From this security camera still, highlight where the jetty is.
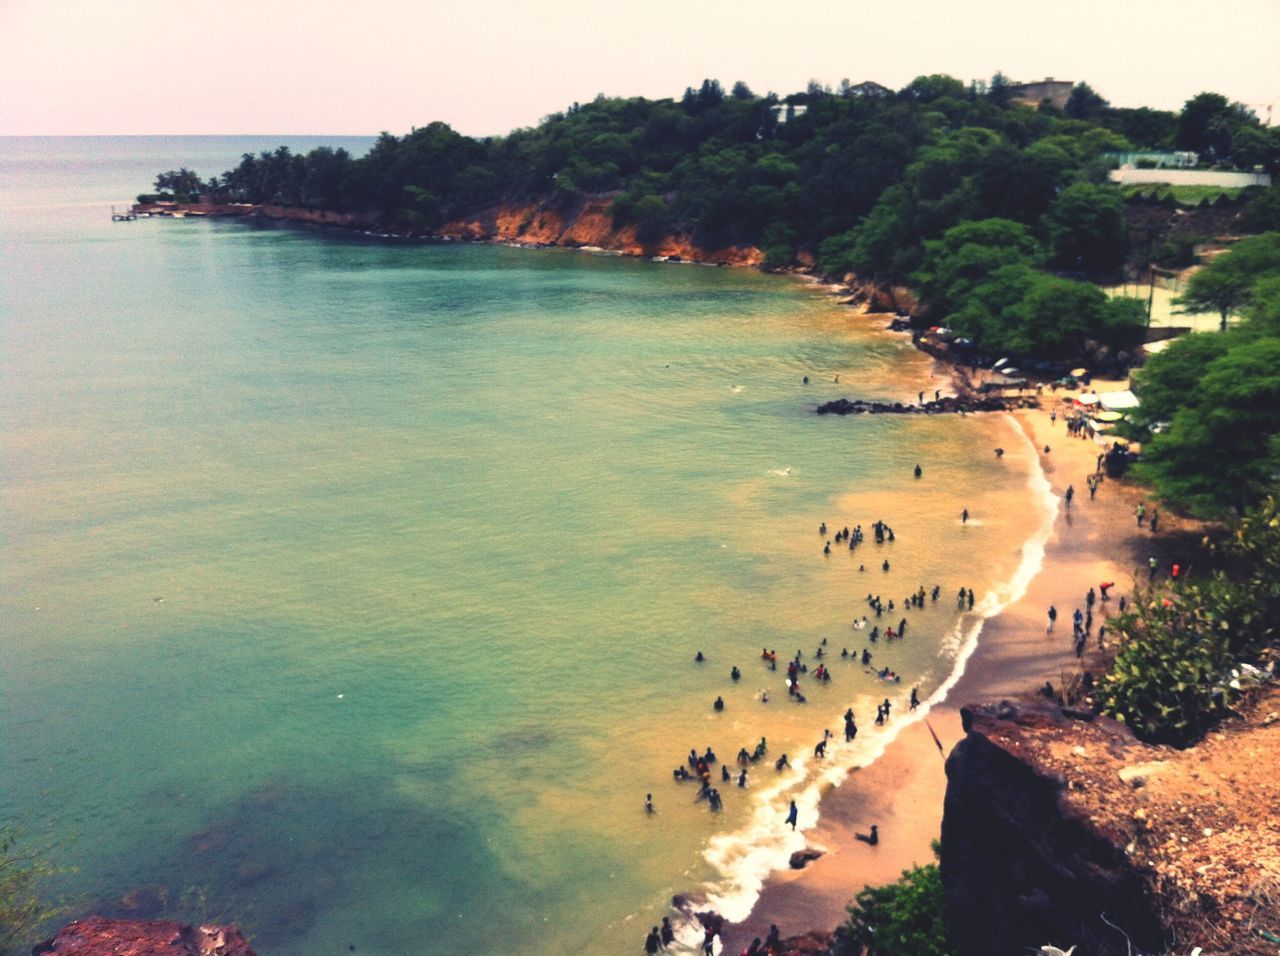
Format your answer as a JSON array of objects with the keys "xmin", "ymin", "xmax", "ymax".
[
  {"xmin": 815, "ymin": 394, "xmax": 1039, "ymax": 415},
  {"xmin": 111, "ymin": 205, "xmax": 136, "ymax": 222}
]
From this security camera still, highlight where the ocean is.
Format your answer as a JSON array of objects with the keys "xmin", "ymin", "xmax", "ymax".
[{"xmin": 0, "ymin": 136, "xmax": 1055, "ymax": 954}]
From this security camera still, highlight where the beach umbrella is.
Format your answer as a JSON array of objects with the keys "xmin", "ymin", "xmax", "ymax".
[
  {"xmin": 1095, "ymin": 411, "xmax": 1124, "ymax": 423},
  {"xmin": 993, "ymin": 358, "xmax": 1009, "ymax": 368},
  {"xmin": 1070, "ymin": 367, "xmax": 1088, "ymax": 377}
]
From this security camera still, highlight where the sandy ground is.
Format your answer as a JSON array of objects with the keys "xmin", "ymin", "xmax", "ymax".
[{"xmin": 722, "ymin": 383, "xmax": 1177, "ymax": 951}]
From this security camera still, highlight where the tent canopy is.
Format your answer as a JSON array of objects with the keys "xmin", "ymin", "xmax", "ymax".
[{"xmin": 1100, "ymin": 390, "xmax": 1140, "ymax": 412}]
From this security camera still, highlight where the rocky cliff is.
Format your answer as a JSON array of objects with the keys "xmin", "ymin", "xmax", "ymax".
[
  {"xmin": 132, "ymin": 197, "xmax": 763, "ymax": 267},
  {"xmin": 34, "ymin": 917, "xmax": 256, "ymax": 956},
  {"xmin": 942, "ymin": 692, "xmax": 1280, "ymax": 955},
  {"xmin": 437, "ymin": 196, "xmax": 763, "ymax": 265}
]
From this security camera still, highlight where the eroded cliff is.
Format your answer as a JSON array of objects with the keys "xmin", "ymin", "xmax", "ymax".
[{"xmin": 942, "ymin": 692, "xmax": 1280, "ymax": 955}]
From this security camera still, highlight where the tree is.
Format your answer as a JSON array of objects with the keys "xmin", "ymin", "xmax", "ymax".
[
  {"xmin": 1065, "ymin": 82, "xmax": 1109, "ymax": 120},
  {"xmin": 153, "ymin": 167, "xmax": 204, "ymax": 199},
  {"xmin": 0, "ymin": 825, "xmax": 69, "ymax": 955},
  {"xmin": 1043, "ymin": 183, "xmax": 1127, "ymax": 276},
  {"xmin": 1175, "ymin": 232, "xmax": 1280, "ymax": 329},
  {"xmin": 832, "ymin": 848, "xmax": 947, "ymax": 955},
  {"xmin": 1131, "ymin": 331, "xmax": 1233, "ymax": 423},
  {"xmin": 1176, "ymin": 92, "xmax": 1232, "ymax": 155},
  {"xmin": 915, "ymin": 218, "xmax": 1042, "ymax": 316},
  {"xmin": 1137, "ymin": 337, "xmax": 1280, "ymax": 515}
]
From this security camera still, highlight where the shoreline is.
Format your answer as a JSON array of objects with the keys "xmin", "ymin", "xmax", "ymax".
[{"xmin": 720, "ymin": 382, "xmax": 1155, "ymax": 953}]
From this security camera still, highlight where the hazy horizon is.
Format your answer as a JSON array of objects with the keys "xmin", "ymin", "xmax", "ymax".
[{"xmin": 3, "ymin": 0, "xmax": 1277, "ymax": 138}]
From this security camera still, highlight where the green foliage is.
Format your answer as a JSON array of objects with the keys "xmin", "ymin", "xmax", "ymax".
[
  {"xmin": 1101, "ymin": 496, "xmax": 1280, "ymax": 746},
  {"xmin": 915, "ymin": 218, "xmax": 1042, "ymax": 316},
  {"xmin": 1100, "ymin": 581, "xmax": 1241, "ymax": 747},
  {"xmin": 831, "ymin": 845, "xmax": 947, "ymax": 956},
  {"xmin": 1136, "ymin": 337, "xmax": 1280, "ymax": 515},
  {"xmin": 916, "ymin": 218, "xmax": 1143, "ymax": 359},
  {"xmin": 0, "ymin": 825, "xmax": 70, "ymax": 955},
  {"xmin": 1241, "ymin": 184, "xmax": 1280, "ymax": 233},
  {"xmin": 1121, "ymin": 183, "xmax": 1245, "ymax": 207},
  {"xmin": 1152, "ymin": 231, "xmax": 1204, "ymax": 269},
  {"xmin": 1065, "ymin": 82, "xmax": 1109, "ymax": 121},
  {"xmin": 160, "ymin": 73, "xmax": 1183, "ymax": 270},
  {"xmin": 1044, "ymin": 182, "xmax": 1128, "ymax": 276},
  {"xmin": 1175, "ymin": 232, "xmax": 1280, "ymax": 329},
  {"xmin": 152, "ymin": 167, "xmax": 205, "ymax": 201}
]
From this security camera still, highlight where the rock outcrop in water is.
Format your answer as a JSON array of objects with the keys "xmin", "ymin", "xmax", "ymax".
[
  {"xmin": 34, "ymin": 917, "xmax": 256, "ymax": 956},
  {"xmin": 815, "ymin": 395, "xmax": 1038, "ymax": 415}
]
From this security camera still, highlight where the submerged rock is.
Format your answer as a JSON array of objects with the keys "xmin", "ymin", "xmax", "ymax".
[{"xmin": 34, "ymin": 917, "xmax": 256, "ymax": 956}]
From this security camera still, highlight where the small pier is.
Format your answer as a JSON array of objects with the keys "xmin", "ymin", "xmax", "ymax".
[{"xmin": 111, "ymin": 205, "xmax": 137, "ymax": 222}]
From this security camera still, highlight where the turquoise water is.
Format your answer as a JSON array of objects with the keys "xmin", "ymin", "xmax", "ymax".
[{"xmin": 0, "ymin": 138, "xmax": 1049, "ymax": 954}]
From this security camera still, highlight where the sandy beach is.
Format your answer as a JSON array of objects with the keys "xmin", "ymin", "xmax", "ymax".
[{"xmin": 724, "ymin": 383, "xmax": 1165, "ymax": 951}]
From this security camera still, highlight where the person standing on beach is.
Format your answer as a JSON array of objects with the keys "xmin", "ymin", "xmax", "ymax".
[
  {"xmin": 1150, "ymin": 508, "xmax": 1160, "ymax": 533},
  {"xmin": 1136, "ymin": 503, "xmax": 1146, "ymax": 527},
  {"xmin": 785, "ymin": 799, "xmax": 798, "ymax": 830},
  {"xmin": 1065, "ymin": 484, "xmax": 1074, "ymax": 509},
  {"xmin": 961, "ymin": 508, "xmax": 970, "ymax": 524},
  {"xmin": 1046, "ymin": 605, "xmax": 1057, "ymax": 632},
  {"xmin": 645, "ymin": 793, "xmax": 654, "ymax": 814}
]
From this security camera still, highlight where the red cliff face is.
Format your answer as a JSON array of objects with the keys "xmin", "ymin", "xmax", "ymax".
[
  {"xmin": 439, "ymin": 197, "xmax": 764, "ymax": 266},
  {"xmin": 34, "ymin": 917, "xmax": 256, "ymax": 956},
  {"xmin": 132, "ymin": 198, "xmax": 764, "ymax": 267}
]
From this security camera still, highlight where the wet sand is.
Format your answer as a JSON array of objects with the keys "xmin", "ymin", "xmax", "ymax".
[{"xmin": 723, "ymin": 385, "xmax": 1163, "ymax": 950}]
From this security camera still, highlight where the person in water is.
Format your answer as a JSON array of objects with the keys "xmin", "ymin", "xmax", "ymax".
[
  {"xmin": 775, "ymin": 753, "xmax": 790, "ymax": 771},
  {"xmin": 644, "ymin": 925, "xmax": 662, "ymax": 954},
  {"xmin": 713, "ymin": 696, "xmax": 724, "ymax": 712},
  {"xmin": 910, "ymin": 686, "xmax": 920, "ymax": 710},
  {"xmin": 645, "ymin": 793, "xmax": 654, "ymax": 814},
  {"xmin": 695, "ymin": 651, "xmax": 704, "ymax": 662},
  {"xmin": 661, "ymin": 918, "xmax": 675, "ymax": 948},
  {"xmin": 730, "ymin": 665, "xmax": 741, "ymax": 681},
  {"xmin": 785, "ymin": 799, "xmax": 798, "ymax": 830},
  {"xmin": 913, "ymin": 463, "xmax": 922, "ymax": 478},
  {"xmin": 855, "ymin": 824, "xmax": 879, "ymax": 846}
]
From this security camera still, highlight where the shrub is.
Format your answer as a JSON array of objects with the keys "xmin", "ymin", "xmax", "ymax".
[
  {"xmin": 831, "ymin": 844, "xmax": 947, "ymax": 955},
  {"xmin": 0, "ymin": 824, "xmax": 70, "ymax": 955}
]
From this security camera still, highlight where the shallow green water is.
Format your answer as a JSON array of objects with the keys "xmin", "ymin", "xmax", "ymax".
[{"xmin": 0, "ymin": 138, "xmax": 1051, "ymax": 954}]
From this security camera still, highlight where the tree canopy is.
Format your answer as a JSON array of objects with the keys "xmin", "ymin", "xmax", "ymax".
[{"xmin": 1134, "ymin": 232, "xmax": 1280, "ymax": 516}]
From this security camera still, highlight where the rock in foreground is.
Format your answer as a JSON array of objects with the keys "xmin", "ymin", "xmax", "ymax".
[{"xmin": 34, "ymin": 917, "xmax": 256, "ymax": 956}]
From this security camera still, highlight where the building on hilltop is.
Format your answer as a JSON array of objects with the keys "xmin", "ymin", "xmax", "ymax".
[
  {"xmin": 1108, "ymin": 151, "xmax": 1199, "ymax": 169},
  {"xmin": 1007, "ymin": 77, "xmax": 1074, "ymax": 110}
]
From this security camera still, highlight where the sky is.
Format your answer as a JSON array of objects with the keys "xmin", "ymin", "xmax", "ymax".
[{"xmin": 2, "ymin": 0, "xmax": 1277, "ymax": 137}]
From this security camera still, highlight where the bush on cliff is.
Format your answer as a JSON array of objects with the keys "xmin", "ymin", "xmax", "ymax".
[
  {"xmin": 831, "ymin": 845, "xmax": 947, "ymax": 956},
  {"xmin": 1100, "ymin": 495, "xmax": 1280, "ymax": 746}
]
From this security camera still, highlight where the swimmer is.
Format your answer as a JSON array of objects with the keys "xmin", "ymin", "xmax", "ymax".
[
  {"xmin": 730, "ymin": 666, "xmax": 741, "ymax": 681},
  {"xmin": 713, "ymin": 695, "xmax": 724, "ymax": 712}
]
